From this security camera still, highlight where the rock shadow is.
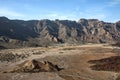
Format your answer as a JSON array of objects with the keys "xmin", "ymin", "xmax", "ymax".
[{"xmin": 88, "ymin": 56, "xmax": 120, "ymax": 72}]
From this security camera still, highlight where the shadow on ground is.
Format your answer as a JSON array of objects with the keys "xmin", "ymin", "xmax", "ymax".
[{"xmin": 88, "ymin": 56, "xmax": 120, "ymax": 72}]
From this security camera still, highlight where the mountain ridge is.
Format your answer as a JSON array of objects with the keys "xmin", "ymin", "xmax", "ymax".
[{"xmin": 0, "ymin": 16, "xmax": 120, "ymax": 48}]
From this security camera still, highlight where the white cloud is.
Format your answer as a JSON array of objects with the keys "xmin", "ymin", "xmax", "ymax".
[
  {"xmin": 77, "ymin": 6, "xmax": 107, "ymax": 21},
  {"xmin": 107, "ymin": 0, "xmax": 120, "ymax": 6},
  {"xmin": 0, "ymin": 8, "xmax": 25, "ymax": 18},
  {"xmin": 43, "ymin": 12, "xmax": 78, "ymax": 21},
  {"xmin": 41, "ymin": 6, "xmax": 107, "ymax": 22},
  {"xmin": 85, "ymin": 14, "xmax": 106, "ymax": 20}
]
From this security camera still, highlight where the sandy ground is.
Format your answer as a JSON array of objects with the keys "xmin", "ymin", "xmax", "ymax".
[{"xmin": 0, "ymin": 44, "xmax": 120, "ymax": 80}]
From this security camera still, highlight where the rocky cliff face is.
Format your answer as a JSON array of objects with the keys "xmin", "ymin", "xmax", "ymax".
[{"xmin": 0, "ymin": 16, "xmax": 120, "ymax": 47}]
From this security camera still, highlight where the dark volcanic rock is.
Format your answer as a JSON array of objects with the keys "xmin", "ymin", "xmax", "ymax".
[{"xmin": 0, "ymin": 16, "xmax": 120, "ymax": 47}]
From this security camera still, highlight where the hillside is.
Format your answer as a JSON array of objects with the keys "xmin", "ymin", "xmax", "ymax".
[{"xmin": 0, "ymin": 16, "xmax": 120, "ymax": 48}]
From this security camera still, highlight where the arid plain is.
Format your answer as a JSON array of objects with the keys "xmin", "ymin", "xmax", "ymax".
[{"xmin": 0, "ymin": 44, "xmax": 120, "ymax": 80}]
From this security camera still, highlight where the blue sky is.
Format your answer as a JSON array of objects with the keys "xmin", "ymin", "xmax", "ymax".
[{"xmin": 0, "ymin": 0, "xmax": 120, "ymax": 22}]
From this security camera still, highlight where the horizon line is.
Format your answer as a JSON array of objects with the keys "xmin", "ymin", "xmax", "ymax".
[{"xmin": 0, "ymin": 16, "xmax": 119, "ymax": 23}]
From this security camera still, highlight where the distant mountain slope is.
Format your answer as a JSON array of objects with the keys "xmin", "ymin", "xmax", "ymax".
[{"xmin": 0, "ymin": 16, "xmax": 120, "ymax": 47}]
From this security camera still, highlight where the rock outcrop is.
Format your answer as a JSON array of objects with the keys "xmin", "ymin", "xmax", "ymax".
[{"xmin": 10, "ymin": 59, "xmax": 62, "ymax": 73}]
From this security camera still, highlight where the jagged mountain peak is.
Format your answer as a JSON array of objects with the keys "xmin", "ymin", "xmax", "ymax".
[{"xmin": 0, "ymin": 16, "xmax": 120, "ymax": 47}]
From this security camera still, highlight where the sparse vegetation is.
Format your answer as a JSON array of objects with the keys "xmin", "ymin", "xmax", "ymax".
[
  {"xmin": 0, "ymin": 44, "xmax": 120, "ymax": 80},
  {"xmin": 0, "ymin": 53, "xmax": 30, "ymax": 62},
  {"xmin": 88, "ymin": 56, "xmax": 120, "ymax": 72}
]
